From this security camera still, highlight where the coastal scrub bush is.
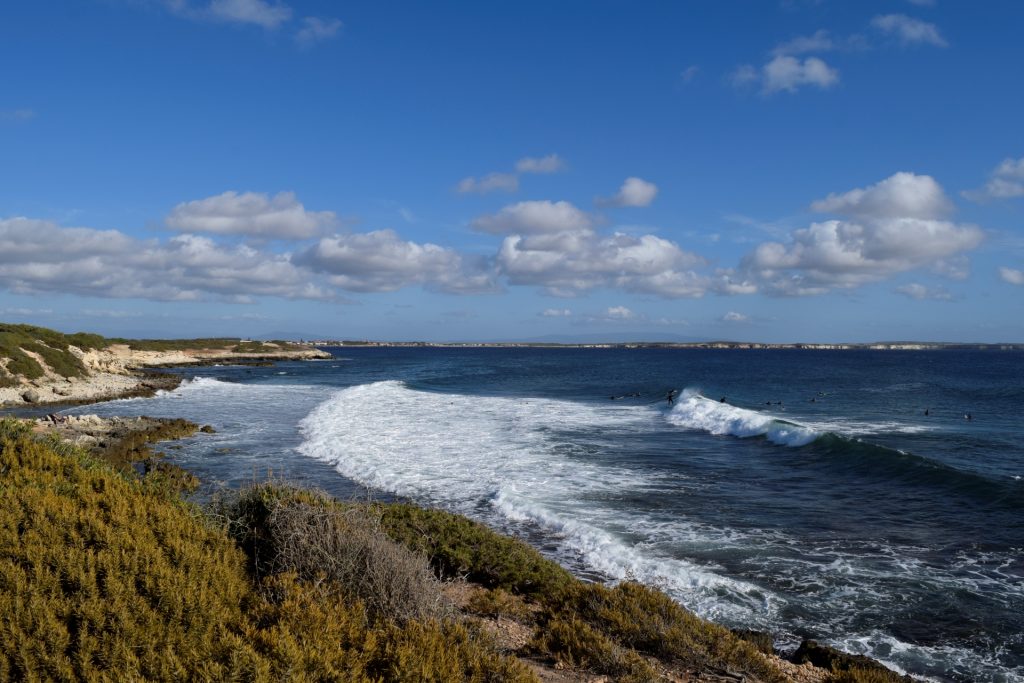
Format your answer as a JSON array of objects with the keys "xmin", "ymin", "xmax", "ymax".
[
  {"xmin": 372, "ymin": 502, "xmax": 576, "ymax": 597},
  {"xmin": 0, "ymin": 323, "xmax": 92, "ymax": 379},
  {"xmin": 0, "ymin": 433, "xmax": 536, "ymax": 682},
  {"xmin": 544, "ymin": 581, "xmax": 787, "ymax": 682},
  {"xmin": 531, "ymin": 616, "xmax": 658, "ymax": 681},
  {"xmin": 246, "ymin": 573, "xmax": 535, "ymax": 682},
  {"xmin": 0, "ymin": 431, "xmax": 261, "ymax": 680},
  {"xmin": 216, "ymin": 485, "xmax": 450, "ymax": 622}
]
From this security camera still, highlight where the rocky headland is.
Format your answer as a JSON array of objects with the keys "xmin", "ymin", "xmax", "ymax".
[{"xmin": 0, "ymin": 323, "xmax": 329, "ymax": 409}]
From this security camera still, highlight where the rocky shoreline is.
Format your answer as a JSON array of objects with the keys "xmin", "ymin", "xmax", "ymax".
[{"xmin": 0, "ymin": 342, "xmax": 330, "ymax": 409}]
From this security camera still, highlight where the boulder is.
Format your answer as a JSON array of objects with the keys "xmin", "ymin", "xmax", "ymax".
[{"xmin": 21, "ymin": 389, "xmax": 41, "ymax": 403}]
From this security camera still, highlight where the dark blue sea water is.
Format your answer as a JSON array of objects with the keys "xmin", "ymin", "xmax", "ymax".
[{"xmin": 68, "ymin": 348, "xmax": 1023, "ymax": 682}]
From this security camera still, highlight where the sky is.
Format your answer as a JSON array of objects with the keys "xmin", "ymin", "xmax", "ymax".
[{"xmin": 1, "ymin": 0, "xmax": 1023, "ymax": 343}]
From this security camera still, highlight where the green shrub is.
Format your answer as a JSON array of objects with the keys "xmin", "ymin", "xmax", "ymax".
[
  {"xmin": 467, "ymin": 588, "xmax": 531, "ymax": 620},
  {"xmin": 372, "ymin": 503, "xmax": 576, "ymax": 597},
  {"xmin": 0, "ymin": 434, "xmax": 536, "ymax": 682},
  {"xmin": 531, "ymin": 616, "xmax": 658, "ymax": 681},
  {"xmin": 543, "ymin": 581, "xmax": 788, "ymax": 682}
]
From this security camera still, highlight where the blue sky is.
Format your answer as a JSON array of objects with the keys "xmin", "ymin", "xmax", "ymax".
[{"xmin": 1, "ymin": 0, "xmax": 1022, "ymax": 342}]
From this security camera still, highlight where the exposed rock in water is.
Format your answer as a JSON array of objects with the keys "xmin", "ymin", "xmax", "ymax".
[
  {"xmin": 791, "ymin": 639, "xmax": 910, "ymax": 679},
  {"xmin": 200, "ymin": 425, "xmax": 216, "ymax": 433}
]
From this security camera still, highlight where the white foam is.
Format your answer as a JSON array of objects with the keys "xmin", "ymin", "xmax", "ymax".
[
  {"xmin": 297, "ymin": 380, "xmax": 781, "ymax": 624},
  {"xmin": 665, "ymin": 392, "xmax": 819, "ymax": 447}
]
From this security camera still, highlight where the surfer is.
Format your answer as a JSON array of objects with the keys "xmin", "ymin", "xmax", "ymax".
[
  {"xmin": 965, "ymin": 412, "xmax": 973, "ymax": 421},
  {"xmin": 666, "ymin": 389, "xmax": 677, "ymax": 406},
  {"xmin": 924, "ymin": 408, "xmax": 930, "ymax": 416},
  {"xmin": 719, "ymin": 396, "xmax": 727, "ymax": 403}
]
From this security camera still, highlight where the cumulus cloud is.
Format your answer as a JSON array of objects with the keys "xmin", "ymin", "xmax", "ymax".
[
  {"xmin": 721, "ymin": 311, "xmax": 749, "ymax": 323},
  {"xmin": 497, "ymin": 230, "xmax": 706, "ymax": 298},
  {"xmin": 0, "ymin": 217, "xmax": 330, "ymax": 302},
  {"xmin": 206, "ymin": 0, "xmax": 291, "ymax": 28},
  {"xmin": 455, "ymin": 173, "xmax": 519, "ymax": 194},
  {"xmin": 762, "ymin": 56, "xmax": 839, "ymax": 93},
  {"xmin": 458, "ymin": 154, "xmax": 565, "ymax": 194},
  {"xmin": 772, "ymin": 30, "xmax": 834, "ymax": 56},
  {"xmin": 515, "ymin": 154, "xmax": 566, "ymax": 174},
  {"xmin": 872, "ymin": 14, "xmax": 948, "ymax": 47},
  {"xmin": 604, "ymin": 306, "xmax": 635, "ymax": 320},
  {"xmin": 741, "ymin": 173, "xmax": 983, "ymax": 295},
  {"xmin": 895, "ymin": 283, "xmax": 952, "ymax": 300},
  {"xmin": 811, "ymin": 171, "xmax": 953, "ymax": 219},
  {"xmin": 733, "ymin": 56, "xmax": 839, "ymax": 94},
  {"xmin": 999, "ymin": 267, "xmax": 1024, "ymax": 286},
  {"xmin": 166, "ymin": 190, "xmax": 337, "ymax": 239},
  {"xmin": 963, "ymin": 157, "xmax": 1024, "ymax": 201},
  {"xmin": 598, "ymin": 177, "xmax": 659, "ymax": 208},
  {"xmin": 540, "ymin": 308, "xmax": 572, "ymax": 317},
  {"xmin": 295, "ymin": 16, "xmax": 342, "ymax": 46},
  {"xmin": 298, "ymin": 229, "xmax": 496, "ymax": 294},
  {"xmin": 472, "ymin": 200, "xmax": 592, "ymax": 235}
]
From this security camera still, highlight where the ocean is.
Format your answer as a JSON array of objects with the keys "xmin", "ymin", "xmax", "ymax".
[{"xmin": 67, "ymin": 347, "xmax": 1023, "ymax": 682}]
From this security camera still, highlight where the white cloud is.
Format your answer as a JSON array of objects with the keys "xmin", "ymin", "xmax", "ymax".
[
  {"xmin": 458, "ymin": 154, "xmax": 565, "ymax": 195},
  {"xmin": 730, "ymin": 64, "xmax": 760, "ymax": 87},
  {"xmin": 455, "ymin": 172, "xmax": 519, "ymax": 194},
  {"xmin": 762, "ymin": 56, "xmax": 839, "ymax": 94},
  {"xmin": 0, "ymin": 109, "xmax": 35, "ymax": 123},
  {"xmin": 680, "ymin": 65, "xmax": 700, "ymax": 83},
  {"xmin": 604, "ymin": 306, "xmax": 635, "ymax": 320},
  {"xmin": 295, "ymin": 16, "xmax": 342, "ymax": 46},
  {"xmin": 497, "ymin": 230, "xmax": 706, "ymax": 298},
  {"xmin": 811, "ymin": 171, "xmax": 953, "ymax": 219},
  {"xmin": 0, "ymin": 217, "xmax": 331, "ymax": 302},
  {"xmin": 963, "ymin": 157, "xmax": 1024, "ymax": 201},
  {"xmin": 599, "ymin": 177, "xmax": 659, "ymax": 208},
  {"xmin": 772, "ymin": 30, "xmax": 834, "ymax": 56},
  {"xmin": 741, "ymin": 173, "xmax": 983, "ymax": 295},
  {"xmin": 207, "ymin": 0, "xmax": 291, "ymax": 28},
  {"xmin": 906, "ymin": 0, "xmax": 935, "ymax": 6},
  {"xmin": 999, "ymin": 267, "xmax": 1024, "ymax": 286},
  {"xmin": 166, "ymin": 190, "xmax": 336, "ymax": 239},
  {"xmin": 472, "ymin": 200, "xmax": 592, "ymax": 235},
  {"xmin": 298, "ymin": 229, "xmax": 496, "ymax": 294},
  {"xmin": 515, "ymin": 154, "xmax": 566, "ymax": 174},
  {"xmin": 721, "ymin": 311, "xmax": 749, "ymax": 323},
  {"xmin": 541, "ymin": 308, "xmax": 572, "ymax": 317},
  {"xmin": 0, "ymin": 307, "xmax": 53, "ymax": 316},
  {"xmin": 872, "ymin": 14, "xmax": 948, "ymax": 47},
  {"xmin": 732, "ymin": 56, "xmax": 839, "ymax": 94},
  {"xmin": 895, "ymin": 283, "xmax": 952, "ymax": 300}
]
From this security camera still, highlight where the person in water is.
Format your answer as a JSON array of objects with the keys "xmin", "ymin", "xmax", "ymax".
[{"xmin": 666, "ymin": 389, "xmax": 677, "ymax": 405}]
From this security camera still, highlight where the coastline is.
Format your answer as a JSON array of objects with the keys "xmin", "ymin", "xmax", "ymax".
[
  {"xmin": 0, "ymin": 342, "xmax": 330, "ymax": 410},
  {"xmin": 0, "ymin": 412, "xmax": 912, "ymax": 682}
]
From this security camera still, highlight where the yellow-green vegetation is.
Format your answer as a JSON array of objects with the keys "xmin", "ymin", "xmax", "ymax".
[
  {"xmin": 107, "ymin": 337, "xmax": 285, "ymax": 353},
  {"xmin": 0, "ymin": 424, "xmax": 906, "ymax": 682},
  {"xmin": 0, "ymin": 323, "xmax": 98, "ymax": 381},
  {"xmin": 0, "ymin": 429, "xmax": 535, "ymax": 681},
  {"xmin": 225, "ymin": 486, "xmax": 797, "ymax": 682},
  {"xmin": 371, "ymin": 502, "xmax": 577, "ymax": 597}
]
